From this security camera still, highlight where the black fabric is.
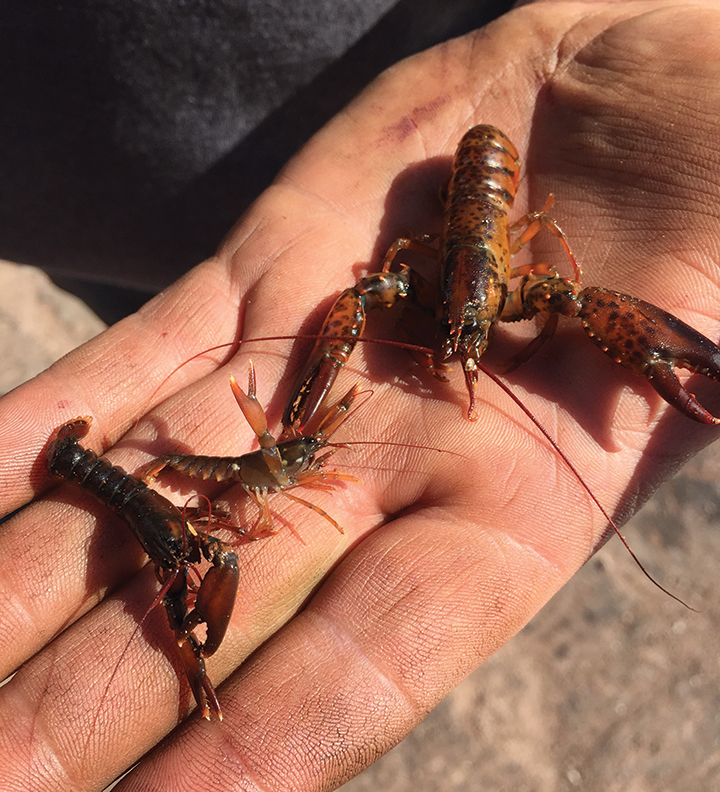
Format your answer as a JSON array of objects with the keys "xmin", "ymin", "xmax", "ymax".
[{"xmin": 1, "ymin": 0, "xmax": 513, "ymax": 291}]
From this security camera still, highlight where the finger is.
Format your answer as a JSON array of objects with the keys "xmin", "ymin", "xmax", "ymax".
[
  {"xmin": 0, "ymin": 495, "xmax": 147, "ymax": 683},
  {"xmin": 0, "ymin": 257, "xmax": 247, "ymax": 512}
]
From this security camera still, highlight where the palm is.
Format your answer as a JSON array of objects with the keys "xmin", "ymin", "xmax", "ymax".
[{"xmin": 1, "ymin": 2, "xmax": 720, "ymax": 790}]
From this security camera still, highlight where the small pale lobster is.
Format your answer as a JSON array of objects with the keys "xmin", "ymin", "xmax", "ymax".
[
  {"xmin": 143, "ymin": 362, "xmax": 360, "ymax": 536},
  {"xmin": 283, "ymin": 124, "xmax": 720, "ymax": 432},
  {"xmin": 47, "ymin": 417, "xmax": 244, "ymax": 720}
]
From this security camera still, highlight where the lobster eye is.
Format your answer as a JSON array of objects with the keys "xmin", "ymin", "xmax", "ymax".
[{"xmin": 462, "ymin": 317, "xmax": 479, "ymax": 335}]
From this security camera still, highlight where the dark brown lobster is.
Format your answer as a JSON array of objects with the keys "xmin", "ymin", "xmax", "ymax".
[{"xmin": 47, "ymin": 417, "xmax": 243, "ymax": 720}]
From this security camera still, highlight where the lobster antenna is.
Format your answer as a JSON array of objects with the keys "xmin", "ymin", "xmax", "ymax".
[
  {"xmin": 139, "ymin": 334, "xmax": 438, "ymax": 422},
  {"xmin": 317, "ymin": 386, "xmax": 471, "ymax": 460},
  {"xmin": 137, "ymin": 333, "xmax": 681, "ymax": 604},
  {"xmin": 83, "ymin": 569, "xmax": 182, "ymax": 763},
  {"xmin": 477, "ymin": 361, "xmax": 695, "ymax": 611},
  {"xmin": 339, "ymin": 439, "xmax": 470, "ymax": 460}
]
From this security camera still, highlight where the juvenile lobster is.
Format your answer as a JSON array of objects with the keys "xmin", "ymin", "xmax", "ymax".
[
  {"xmin": 143, "ymin": 361, "xmax": 360, "ymax": 536},
  {"xmin": 47, "ymin": 417, "xmax": 245, "ymax": 720},
  {"xmin": 283, "ymin": 124, "xmax": 720, "ymax": 432}
]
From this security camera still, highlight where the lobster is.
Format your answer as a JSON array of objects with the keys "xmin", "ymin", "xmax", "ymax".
[
  {"xmin": 47, "ymin": 417, "xmax": 246, "ymax": 720},
  {"xmin": 282, "ymin": 124, "xmax": 720, "ymax": 433},
  {"xmin": 142, "ymin": 361, "xmax": 360, "ymax": 536}
]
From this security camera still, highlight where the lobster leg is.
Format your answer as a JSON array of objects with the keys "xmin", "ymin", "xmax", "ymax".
[
  {"xmin": 144, "ymin": 371, "xmax": 361, "ymax": 539},
  {"xmin": 143, "ymin": 366, "xmax": 290, "ymax": 493},
  {"xmin": 508, "ymin": 195, "xmax": 582, "ymax": 283},
  {"xmin": 500, "ymin": 273, "xmax": 582, "ymax": 370}
]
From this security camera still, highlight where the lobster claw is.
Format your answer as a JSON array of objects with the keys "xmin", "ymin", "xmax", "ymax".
[
  {"xmin": 282, "ymin": 270, "xmax": 411, "ymax": 437},
  {"xmin": 181, "ymin": 538, "xmax": 240, "ymax": 657},
  {"xmin": 578, "ymin": 288, "xmax": 720, "ymax": 424},
  {"xmin": 165, "ymin": 538, "xmax": 238, "ymax": 719},
  {"xmin": 176, "ymin": 633, "xmax": 223, "ymax": 721}
]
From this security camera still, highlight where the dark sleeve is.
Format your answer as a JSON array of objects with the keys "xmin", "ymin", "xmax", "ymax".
[{"xmin": 0, "ymin": 0, "xmax": 513, "ymax": 291}]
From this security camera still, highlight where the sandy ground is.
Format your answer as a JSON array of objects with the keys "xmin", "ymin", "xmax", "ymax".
[{"xmin": 3, "ymin": 259, "xmax": 719, "ymax": 791}]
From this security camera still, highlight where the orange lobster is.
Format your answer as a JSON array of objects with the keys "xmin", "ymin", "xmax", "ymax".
[{"xmin": 282, "ymin": 124, "xmax": 720, "ymax": 432}]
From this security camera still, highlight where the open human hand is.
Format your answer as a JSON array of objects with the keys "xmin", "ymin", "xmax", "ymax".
[{"xmin": 1, "ymin": 2, "xmax": 720, "ymax": 789}]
